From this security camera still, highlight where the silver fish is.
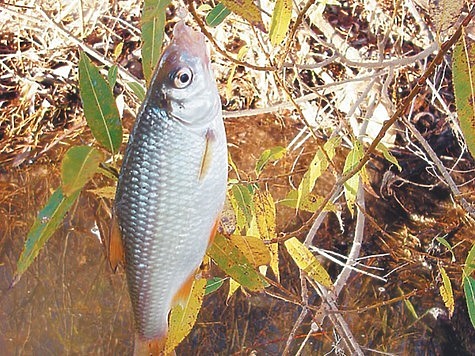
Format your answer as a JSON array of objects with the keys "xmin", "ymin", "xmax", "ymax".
[{"xmin": 113, "ymin": 20, "xmax": 227, "ymax": 353}]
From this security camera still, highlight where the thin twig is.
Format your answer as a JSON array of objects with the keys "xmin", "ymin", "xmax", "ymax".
[
  {"xmin": 402, "ymin": 116, "xmax": 475, "ymax": 217},
  {"xmin": 187, "ymin": 0, "xmax": 274, "ymax": 72}
]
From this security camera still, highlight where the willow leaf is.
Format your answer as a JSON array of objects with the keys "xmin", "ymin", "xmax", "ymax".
[
  {"xmin": 219, "ymin": 0, "xmax": 265, "ymax": 31},
  {"xmin": 208, "ymin": 234, "xmax": 268, "ymax": 292},
  {"xmin": 12, "ymin": 188, "xmax": 80, "ymax": 286},
  {"xmin": 229, "ymin": 235, "xmax": 270, "ymax": 268},
  {"xmin": 165, "ymin": 278, "xmax": 207, "ymax": 353},
  {"xmin": 270, "ymin": 0, "xmax": 292, "ymax": 46},
  {"xmin": 206, "ymin": 3, "xmax": 231, "ymax": 27},
  {"xmin": 255, "ymin": 146, "xmax": 286, "ymax": 177},
  {"xmin": 463, "ymin": 276, "xmax": 475, "ymax": 329},
  {"xmin": 205, "ymin": 277, "xmax": 225, "ymax": 296},
  {"xmin": 78, "ymin": 52, "xmax": 122, "ymax": 153},
  {"xmin": 141, "ymin": 0, "xmax": 171, "ymax": 83},
  {"xmin": 439, "ymin": 265, "xmax": 454, "ymax": 317},
  {"xmin": 453, "ymin": 35, "xmax": 475, "ymax": 158},
  {"xmin": 61, "ymin": 146, "xmax": 104, "ymax": 196},
  {"xmin": 343, "ymin": 141, "xmax": 364, "ymax": 217},
  {"xmin": 284, "ymin": 237, "xmax": 332, "ymax": 288}
]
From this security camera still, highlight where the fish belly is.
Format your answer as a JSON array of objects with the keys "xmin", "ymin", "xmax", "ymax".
[{"xmin": 115, "ymin": 107, "xmax": 227, "ymax": 340}]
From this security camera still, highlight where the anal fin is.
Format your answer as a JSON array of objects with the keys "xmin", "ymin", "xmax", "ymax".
[{"xmin": 172, "ymin": 272, "xmax": 195, "ymax": 308}]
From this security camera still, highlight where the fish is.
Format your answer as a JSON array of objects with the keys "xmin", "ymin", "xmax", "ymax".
[{"xmin": 112, "ymin": 20, "xmax": 227, "ymax": 354}]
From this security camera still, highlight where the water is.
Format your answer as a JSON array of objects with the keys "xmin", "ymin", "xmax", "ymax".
[{"xmin": 1, "ymin": 114, "xmax": 474, "ymax": 354}]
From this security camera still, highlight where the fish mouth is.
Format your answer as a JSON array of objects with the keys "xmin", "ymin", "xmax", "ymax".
[{"xmin": 171, "ymin": 21, "xmax": 210, "ymax": 69}]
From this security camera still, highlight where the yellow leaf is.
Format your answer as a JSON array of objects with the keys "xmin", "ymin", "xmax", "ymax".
[
  {"xmin": 439, "ymin": 265, "xmax": 455, "ymax": 318},
  {"xmin": 227, "ymin": 278, "xmax": 241, "ymax": 304},
  {"xmin": 87, "ymin": 185, "xmax": 116, "ymax": 199},
  {"xmin": 297, "ymin": 136, "xmax": 340, "ymax": 209},
  {"xmin": 269, "ymin": 0, "xmax": 292, "ymax": 46},
  {"xmin": 280, "ymin": 189, "xmax": 336, "ymax": 213},
  {"xmin": 219, "ymin": 0, "xmax": 265, "ymax": 31},
  {"xmin": 253, "ymin": 190, "xmax": 276, "ymax": 240},
  {"xmin": 269, "ymin": 242, "xmax": 280, "ymax": 282},
  {"xmin": 165, "ymin": 277, "xmax": 207, "ymax": 353},
  {"xmin": 343, "ymin": 141, "xmax": 364, "ymax": 217},
  {"xmin": 376, "ymin": 142, "xmax": 402, "ymax": 171},
  {"xmin": 229, "ymin": 235, "xmax": 271, "ymax": 267},
  {"xmin": 253, "ymin": 190, "xmax": 280, "ymax": 280},
  {"xmin": 284, "ymin": 237, "xmax": 333, "ymax": 288}
]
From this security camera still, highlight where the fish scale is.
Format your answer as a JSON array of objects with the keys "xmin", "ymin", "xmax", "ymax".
[{"xmin": 114, "ymin": 21, "xmax": 227, "ymax": 351}]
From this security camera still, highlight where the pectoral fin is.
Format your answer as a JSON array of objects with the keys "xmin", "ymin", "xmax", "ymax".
[
  {"xmin": 198, "ymin": 129, "xmax": 215, "ymax": 181},
  {"xmin": 109, "ymin": 212, "xmax": 125, "ymax": 271}
]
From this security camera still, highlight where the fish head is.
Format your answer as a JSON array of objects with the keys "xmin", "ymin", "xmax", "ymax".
[{"xmin": 148, "ymin": 21, "xmax": 221, "ymax": 128}]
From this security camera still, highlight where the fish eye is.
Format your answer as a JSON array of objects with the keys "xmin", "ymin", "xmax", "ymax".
[{"xmin": 172, "ymin": 67, "xmax": 193, "ymax": 89}]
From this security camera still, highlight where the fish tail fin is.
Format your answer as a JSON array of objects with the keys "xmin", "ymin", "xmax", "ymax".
[
  {"xmin": 109, "ymin": 212, "xmax": 125, "ymax": 271},
  {"xmin": 133, "ymin": 333, "xmax": 168, "ymax": 356}
]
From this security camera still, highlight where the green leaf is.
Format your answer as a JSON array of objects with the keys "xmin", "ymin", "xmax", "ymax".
[
  {"xmin": 165, "ymin": 278, "xmax": 206, "ymax": 353},
  {"xmin": 230, "ymin": 184, "xmax": 254, "ymax": 229},
  {"xmin": 12, "ymin": 187, "xmax": 81, "ymax": 286},
  {"xmin": 206, "ymin": 3, "xmax": 232, "ymax": 27},
  {"xmin": 284, "ymin": 237, "xmax": 333, "ymax": 288},
  {"xmin": 453, "ymin": 35, "xmax": 475, "ymax": 158},
  {"xmin": 436, "ymin": 236, "xmax": 455, "ymax": 262},
  {"xmin": 208, "ymin": 233, "xmax": 268, "ymax": 291},
  {"xmin": 439, "ymin": 265, "xmax": 454, "ymax": 318},
  {"xmin": 107, "ymin": 65, "xmax": 118, "ymax": 89},
  {"xmin": 463, "ymin": 276, "xmax": 475, "ymax": 329},
  {"xmin": 126, "ymin": 81, "xmax": 146, "ymax": 102},
  {"xmin": 255, "ymin": 146, "xmax": 286, "ymax": 177},
  {"xmin": 219, "ymin": 0, "xmax": 265, "ymax": 32},
  {"xmin": 141, "ymin": 0, "xmax": 171, "ymax": 83},
  {"xmin": 398, "ymin": 286, "xmax": 418, "ymax": 319},
  {"xmin": 376, "ymin": 142, "xmax": 401, "ymax": 171},
  {"xmin": 78, "ymin": 52, "xmax": 122, "ymax": 153},
  {"xmin": 205, "ymin": 277, "xmax": 225, "ymax": 295},
  {"xmin": 463, "ymin": 242, "xmax": 475, "ymax": 281},
  {"xmin": 269, "ymin": 0, "xmax": 292, "ymax": 46},
  {"xmin": 343, "ymin": 141, "xmax": 364, "ymax": 217},
  {"xmin": 61, "ymin": 146, "xmax": 104, "ymax": 196}
]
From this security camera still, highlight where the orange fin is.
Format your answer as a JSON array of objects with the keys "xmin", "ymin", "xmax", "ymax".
[
  {"xmin": 134, "ymin": 333, "xmax": 168, "ymax": 356},
  {"xmin": 172, "ymin": 272, "xmax": 195, "ymax": 308},
  {"xmin": 109, "ymin": 212, "xmax": 125, "ymax": 271},
  {"xmin": 198, "ymin": 129, "xmax": 215, "ymax": 181}
]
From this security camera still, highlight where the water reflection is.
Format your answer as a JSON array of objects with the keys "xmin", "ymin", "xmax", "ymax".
[
  {"xmin": 0, "ymin": 164, "xmax": 132, "ymax": 354},
  {"xmin": 1, "ymin": 114, "xmax": 474, "ymax": 354}
]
